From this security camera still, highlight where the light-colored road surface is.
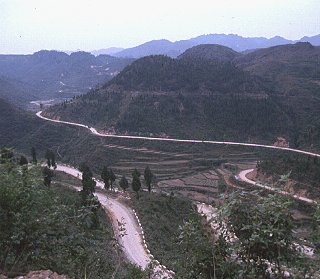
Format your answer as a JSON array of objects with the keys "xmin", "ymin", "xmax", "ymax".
[
  {"xmin": 55, "ymin": 165, "xmax": 151, "ymax": 268},
  {"xmin": 238, "ymin": 169, "xmax": 317, "ymax": 204},
  {"xmin": 36, "ymin": 111, "xmax": 320, "ymax": 158},
  {"xmin": 56, "ymin": 165, "xmax": 174, "ymax": 278}
]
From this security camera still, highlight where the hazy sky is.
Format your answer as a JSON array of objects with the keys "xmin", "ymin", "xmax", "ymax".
[{"xmin": 1, "ymin": 0, "xmax": 319, "ymax": 54}]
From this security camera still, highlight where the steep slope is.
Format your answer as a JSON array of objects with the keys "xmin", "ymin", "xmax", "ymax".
[{"xmin": 0, "ymin": 51, "xmax": 134, "ymax": 107}]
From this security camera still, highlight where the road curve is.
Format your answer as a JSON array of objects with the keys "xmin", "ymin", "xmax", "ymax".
[
  {"xmin": 238, "ymin": 169, "xmax": 317, "ymax": 204},
  {"xmin": 55, "ymin": 165, "xmax": 151, "ymax": 268},
  {"xmin": 55, "ymin": 165, "xmax": 175, "ymax": 278},
  {"xmin": 36, "ymin": 111, "xmax": 320, "ymax": 158}
]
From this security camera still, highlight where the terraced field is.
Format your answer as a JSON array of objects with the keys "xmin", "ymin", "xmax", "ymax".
[{"xmin": 101, "ymin": 141, "xmax": 258, "ymax": 202}]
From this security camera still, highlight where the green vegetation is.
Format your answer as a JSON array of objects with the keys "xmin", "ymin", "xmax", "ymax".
[
  {"xmin": 257, "ymin": 154, "xmax": 320, "ymax": 199},
  {"xmin": 0, "ymin": 150, "xmax": 146, "ymax": 279},
  {"xmin": 176, "ymin": 191, "xmax": 320, "ymax": 278},
  {"xmin": 144, "ymin": 166, "xmax": 154, "ymax": 193},
  {"xmin": 126, "ymin": 192, "xmax": 199, "ymax": 271},
  {"xmin": 131, "ymin": 168, "xmax": 142, "ymax": 198}
]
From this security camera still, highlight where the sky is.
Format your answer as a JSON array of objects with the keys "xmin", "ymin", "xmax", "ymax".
[{"xmin": 0, "ymin": 0, "xmax": 319, "ymax": 54}]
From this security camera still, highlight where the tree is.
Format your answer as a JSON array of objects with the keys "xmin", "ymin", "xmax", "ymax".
[
  {"xmin": 132, "ymin": 172, "xmax": 141, "ymax": 199},
  {"xmin": 109, "ymin": 168, "xmax": 116, "ymax": 190},
  {"xmin": 101, "ymin": 166, "xmax": 110, "ymax": 190},
  {"xmin": 31, "ymin": 147, "xmax": 37, "ymax": 164},
  {"xmin": 81, "ymin": 164, "xmax": 96, "ymax": 199},
  {"xmin": 176, "ymin": 215, "xmax": 235, "ymax": 279},
  {"xmin": 219, "ymin": 191, "xmax": 295, "ymax": 277},
  {"xmin": 45, "ymin": 149, "xmax": 56, "ymax": 169},
  {"xmin": 119, "ymin": 176, "xmax": 129, "ymax": 192},
  {"xmin": 132, "ymin": 168, "xmax": 141, "ymax": 178},
  {"xmin": 19, "ymin": 155, "xmax": 28, "ymax": 166},
  {"xmin": 144, "ymin": 166, "xmax": 154, "ymax": 193},
  {"xmin": 43, "ymin": 166, "xmax": 54, "ymax": 187}
]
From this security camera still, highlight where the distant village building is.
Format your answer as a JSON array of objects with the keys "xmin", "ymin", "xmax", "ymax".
[{"xmin": 274, "ymin": 137, "xmax": 289, "ymax": 147}]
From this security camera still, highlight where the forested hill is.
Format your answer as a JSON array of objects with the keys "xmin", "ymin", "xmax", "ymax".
[
  {"xmin": 45, "ymin": 43, "xmax": 320, "ymax": 150},
  {"xmin": 178, "ymin": 44, "xmax": 241, "ymax": 62},
  {"xmin": 107, "ymin": 54, "xmax": 265, "ymax": 93},
  {"xmin": 0, "ymin": 51, "xmax": 134, "ymax": 106}
]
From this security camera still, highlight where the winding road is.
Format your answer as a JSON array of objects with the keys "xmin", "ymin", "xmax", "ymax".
[
  {"xmin": 36, "ymin": 111, "xmax": 320, "ymax": 158},
  {"xmin": 37, "ymin": 110, "xmax": 319, "ymax": 275},
  {"xmin": 55, "ymin": 165, "xmax": 174, "ymax": 278},
  {"xmin": 56, "ymin": 165, "xmax": 151, "ymax": 268},
  {"xmin": 238, "ymin": 168, "xmax": 317, "ymax": 204}
]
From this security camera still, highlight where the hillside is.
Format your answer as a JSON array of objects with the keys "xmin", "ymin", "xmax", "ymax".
[
  {"xmin": 0, "ymin": 98, "xmax": 40, "ymax": 146},
  {"xmin": 235, "ymin": 42, "xmax": 320, "ymax": 81},
  {"xmin": 43, "ymin": 43, "xmax": 320, "ymax": 150},
  {"xmin": 0, "ymin": 51, "xmax": 133, "ymax": 107},
  {"xmin": 0, "ymin": 76, "xmax": 39, "ymax": 107},
  {"xmin": 113, "ymin": 33, "xmax": 320, "ymax": 58}
]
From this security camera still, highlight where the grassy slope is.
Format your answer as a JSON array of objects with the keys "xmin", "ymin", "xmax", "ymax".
[{"xmin": 125, "ymin": 192, "xmax": 201, "ymax": 272}]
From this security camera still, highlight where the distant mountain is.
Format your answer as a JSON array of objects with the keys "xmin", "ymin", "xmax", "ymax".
[
  {"xmin": 113, "ymin": 33, "xmax": 320, "ymax": 59},
  {"xmin": 91, "ymin": 47, "xmax": 125, "ymax": 56},
  {"xmin": 0, "ymin": 50, "xmax": 134, "ymax": 107},
  {"xmin": 113, "ymin": 39, "xmax": 189, "ymax": 58},
  {"xmin": 299, "ymin": 34, "xmax": 320, "ymax": 46}
]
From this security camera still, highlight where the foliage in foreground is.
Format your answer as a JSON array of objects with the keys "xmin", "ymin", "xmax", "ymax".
[
  {"xmin": 176, "ymin": 192, "xmax": 320, "ymax": 279},
  {"xmin": 0, "ymin": 155, "xmax": 146, "ymax": 278}
]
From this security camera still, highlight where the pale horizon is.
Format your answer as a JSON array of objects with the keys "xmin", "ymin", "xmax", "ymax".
[{"xmin": 1, "ymin": 0, "xmax": 319, "ymax": 54}]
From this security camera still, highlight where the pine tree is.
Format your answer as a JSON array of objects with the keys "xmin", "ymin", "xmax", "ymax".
[
  {"xmin": 101, "ymin": 166, "xmax": 110, "ymax": 190},
  {"xmin": 81, "ymin": 164, "xmax": 96, "ymax": 204},
  {"xmin": 144, "ymin": 166, "xmax": 154, "ymax": 193},
  {"xmin": 31, "ymin": 147, "xmax": 37, "ymax": 164},
  {"xmin": 132, "ymin": 172, "xmax": 141, "ymax": 199},
  {"xmin": 109, "ymin": 168, "xmax": 116, "ymax": 190}
]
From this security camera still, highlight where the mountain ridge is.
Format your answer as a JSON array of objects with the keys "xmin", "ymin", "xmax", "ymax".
[{"xmin": 112, "ymin": 33, "xmax": 320, "ymax": 58}]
